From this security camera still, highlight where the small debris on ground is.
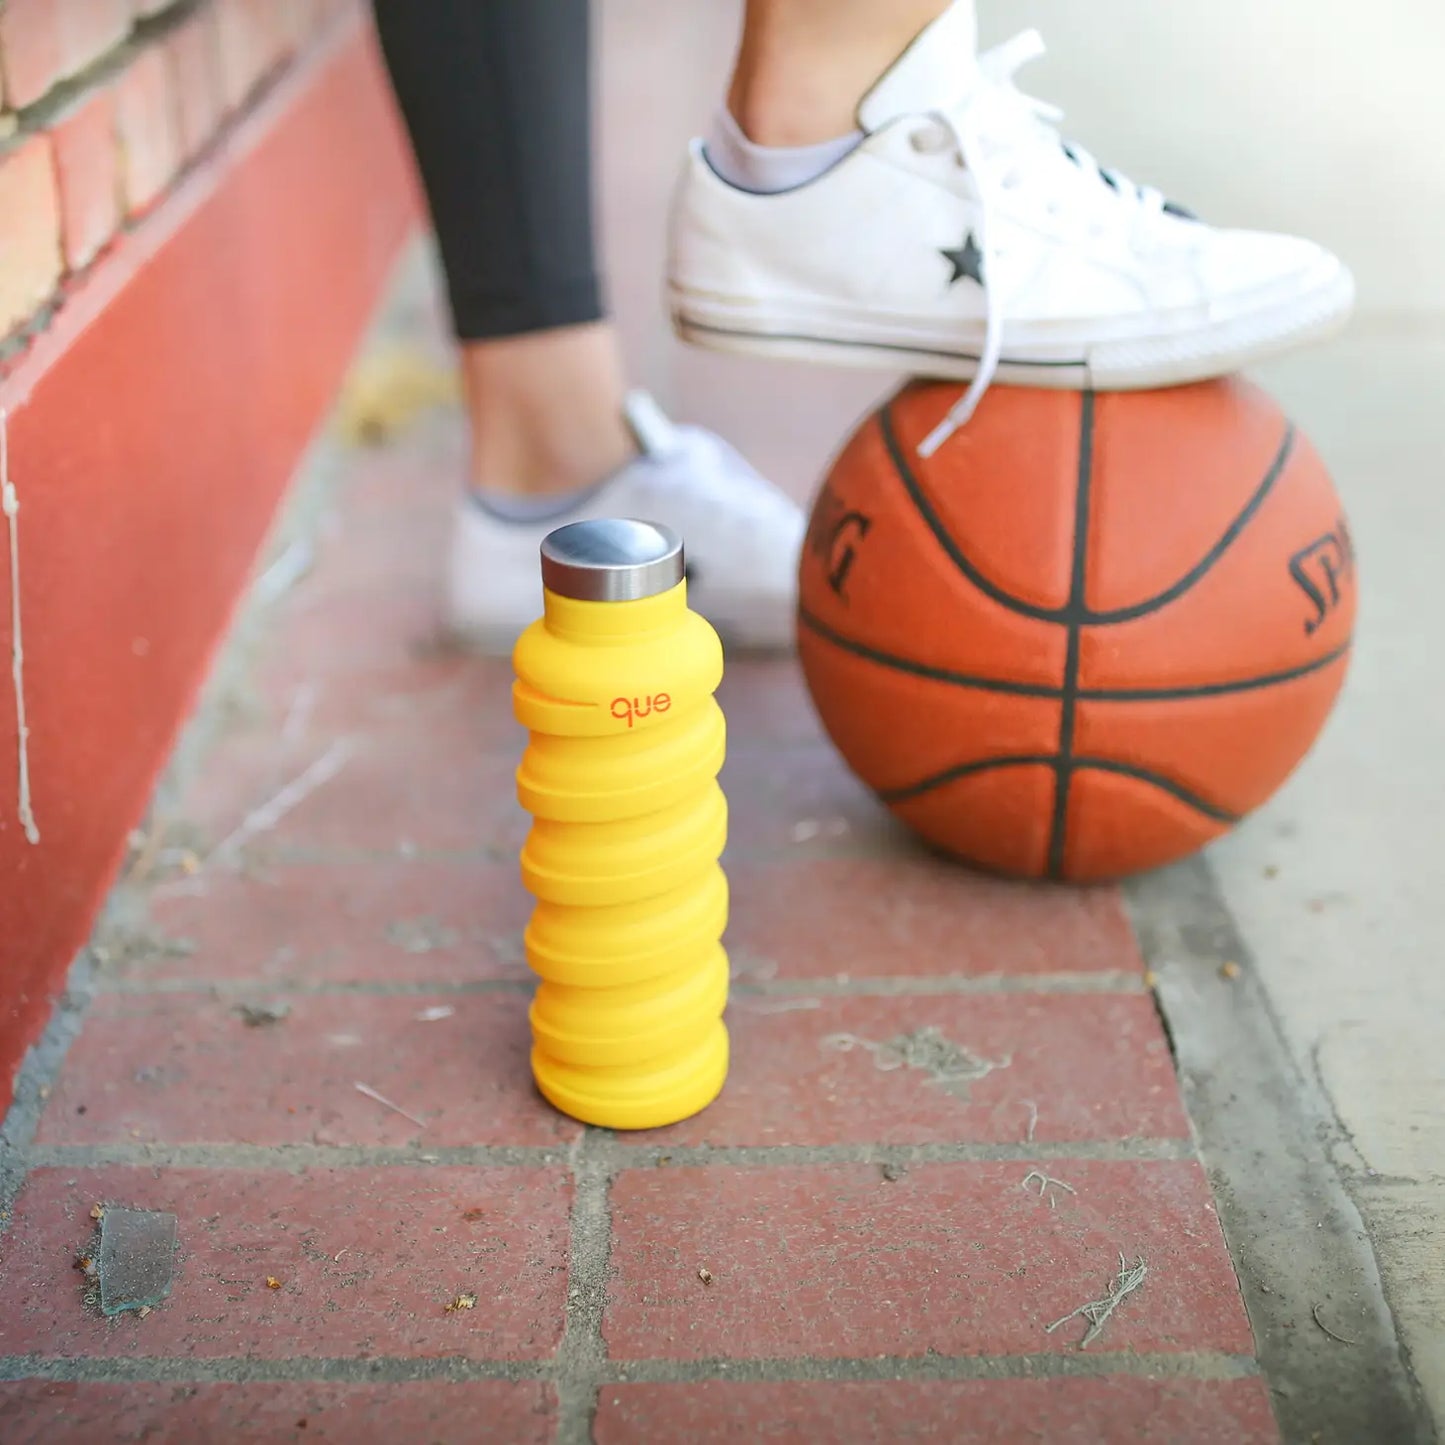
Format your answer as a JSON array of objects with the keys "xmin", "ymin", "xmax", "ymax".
[
  {"xmin": 1021, "ymin": 1169, "xmax": 1077, "ymax": 1209},
  {"xmin": 1046, "ymin": 1253, "xmax": 1148, "ymax": 1348},
  {"xmin": 96, "ymin": 1207, "xmax": 178, "ymax": 1317},
  {"xmin": 235, "ymin": 1001, "xmax": 291, "ymax": 1027},
  {"xmin": 354, "ymin": 1081, "xmax": 427, "ymax": 1129},
  {"xmin": 334, "ymin": 342, "xmax": 460, "ymax": 447},
  {"xmin": 1022, "ymin": 1100, "xmax": 1039, "ymax": 1144},
  {"xmin": 387, "ymin": 918, "xmax": 460, "ymax": 955},
  {"xmin": 414, "ymin": 1005, "xmax": 456, "ymax": 1023},
  {"xmin": 697, "ymin": 1268, "xmax": 713, "ymax": 1286},
  {"xmin": 208, "ymin": 741, "xmax": 353, "ymax": 867},
  {"xmin": 748, "ymin": 997, "xmax": 823, "ymax": 1015},
  {"xmin": 728, "ymin": 950, "xmax": 778, "ymax": 983},
  {"xmin": 1142, "ymin": 970, "xmax": 1160, "ymax": 989},
  {"xmin": 1219, "ymin": 961, "xmax": 1242, "ymax": 981},
  {"xmin": 89, "ymin": 1203, "xmax": 105, "ymax": 1221},
  {"xmin": 1311, "ymin": 1303, "xmax": 1358, "ymax": 1345},
  {"xmin": 788, "ymin": 817, "xmax": 849, "ymax": 843},
  {"xmin": 122, "ymin": 824, "xmax": 167, "ymax": 884},
  {"xmin": 880, "ymin": 1163, "xmax": 906, "ymax": 1183},
  {"xmin": 461, "ymin": 1209, "xmax": 486, "ymax": 1223},
  {"xmin": 444, "ymin": 1292, "xmax": 478, "ymax": 1313},
  {"xmin": 824, "ymin": 1027, "xmax": 1010, "ymax": 1099},
  {"xmin": 266, "ymin": 1276, "xmax": 282, "ymax": 1290},
  {"xmin": 91, "ymin": 929, "xmax": 196, "ymax": 970}
]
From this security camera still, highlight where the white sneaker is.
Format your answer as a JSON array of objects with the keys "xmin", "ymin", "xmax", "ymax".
[
  {"xmin": 446, "ymin": 391, "xmax": 804, "ymax": 653},
  {"xmin": 667, "ymin": 0, "xmax": 1354, "ymax": 453}
]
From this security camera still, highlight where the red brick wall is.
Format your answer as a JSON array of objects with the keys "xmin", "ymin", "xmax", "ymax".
[
  {"xmin": 0, "ymin": 3, "xmax": 419, "ymax": 1113},
  {"xmin": 0, "ymin": 0, "xmax": 354, "ymax": 348}
]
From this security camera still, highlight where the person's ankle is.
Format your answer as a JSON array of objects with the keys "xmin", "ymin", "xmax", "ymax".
[
  {"xmin": 461, "ymin": 324, "xmax": 635, "ymax": 497},
  {"xmin": 725, "ymin": 0, "xmax": 950, "ymax": 147},
  {"xmin": 725, "ymin": 72, "xmax": 858, "ymax": 149},
  {"xmin": 470, "ymin": 422, "xmax": 634, "ymax": 498}
]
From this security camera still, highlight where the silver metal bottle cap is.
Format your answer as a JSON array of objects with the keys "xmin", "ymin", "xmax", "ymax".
[{"xmin": 540, "ymin": 518, "xmax": 684, "ymax": 602}]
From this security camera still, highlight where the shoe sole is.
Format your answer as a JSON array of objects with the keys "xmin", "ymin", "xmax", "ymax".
[{"xmin": 669, "ymin": 258, "xmax": 1355, "ymax": 391}]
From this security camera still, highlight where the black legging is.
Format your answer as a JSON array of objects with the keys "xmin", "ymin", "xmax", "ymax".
[{"xmin": 371, "ymin": 1, "xmax": 600, "ymax": 341}]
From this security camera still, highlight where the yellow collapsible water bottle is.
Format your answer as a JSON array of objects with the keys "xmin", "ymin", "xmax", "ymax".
[{"xmin": 511, "ymin": 518, "xmax": 729, "ymax": 1129}]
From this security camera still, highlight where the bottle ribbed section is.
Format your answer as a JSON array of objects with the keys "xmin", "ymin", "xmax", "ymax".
[{"xmin": 517, "ymin": 690, "xmax": 728, "ymax": 1129}]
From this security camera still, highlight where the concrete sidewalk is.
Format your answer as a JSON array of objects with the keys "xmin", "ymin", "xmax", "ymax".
[{"xmin": 1210, "ymin": 332, "xmax": 1445, "ymax": 1426}]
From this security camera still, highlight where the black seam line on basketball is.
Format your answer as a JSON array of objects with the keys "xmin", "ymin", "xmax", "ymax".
[
  {"xmin": 679, "ymin": 319, "xmax": 1088, "ymax": 369},
  {"xmin": 800, "ymin": 607, "xmax": 1353, "ymax": 703},
  {"xmin": 797, "ymin": 607, "xmax": 1061, "ymax": 697},
  {"xmin": 881, "ymin": 406, "xmax": 1299, "ymax": 630},
  {"xmin": 1079, "ymin": 639, "xmax": 1353, "ymax": 700},
  {"xmin": 1074, "ymin": 758, "xmax": 1240, "ymax": 822},
  {"xmin": 880, "ymin": 402, "xmax": 1072, "ymax": 623},
  {"xmin": 1083, "ymin": 422, "xmax": 1299, "ymax": 624},
  {"xmin": 881, "ymin": 754, "xmax": 1241, "ymax": 824},
  {"xmin": 1048, "ymin": 392, "xmax": 1096, "ymax": 879},
  {"xmin": 877, "ymin": 754, "xmax": 1057, "ymax": 804}
]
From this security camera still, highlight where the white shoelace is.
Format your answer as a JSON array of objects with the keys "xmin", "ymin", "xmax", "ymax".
[{"xmin": 915, "ymin": 30, "xmax": 1167, "ymax": 458}]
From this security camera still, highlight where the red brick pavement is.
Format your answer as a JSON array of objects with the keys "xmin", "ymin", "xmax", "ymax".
[{"xmin": 0, "ymin": 285, "xmax": 1277, "ymax": 1445}]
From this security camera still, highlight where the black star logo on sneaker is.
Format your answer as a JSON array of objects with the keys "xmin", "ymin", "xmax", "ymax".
[{"xmin": 940, "ymin": 231, "xmax": 985, "ymax": 287}]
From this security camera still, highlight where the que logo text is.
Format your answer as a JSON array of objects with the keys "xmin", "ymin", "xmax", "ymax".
[
  {"xmin": 1287, "ymin": 516, "xmax": 1355, "ymax": 636},
  {"xmin": 806, "ymin": 483, "xmax": 872, "ymax": 603},
  {"xmin": 611, "ymin": 693, "xmax": 671, "ymax": 727}
]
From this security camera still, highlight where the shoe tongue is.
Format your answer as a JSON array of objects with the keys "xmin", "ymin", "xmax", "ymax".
[{"xmin": 857, "ymin": 0, "xmax": 979, "ymax": 133}]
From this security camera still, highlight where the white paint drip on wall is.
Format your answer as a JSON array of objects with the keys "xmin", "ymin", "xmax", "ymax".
[{"xmin": 1, "ymin": 409, "xmax": 39, "ymax": 846}]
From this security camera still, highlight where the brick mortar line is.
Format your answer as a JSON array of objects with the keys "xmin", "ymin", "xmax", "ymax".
[
  {"xmin": 91, "ymin": 972, "xmax": 1145, "ymax": 998},
  {"xmin": 743, "ymin": 973, "xmax": 1145, "ymax": 996},
  {"xmin": 146, "ymin": 847, "xmax": 520, "ymax": 870},
  {"xmin": 161, "ymin": 840, "xmax": 892, "ymax": 869},
  {"xmin": 0, "ymin": 1356, "xmax": 544, "ymax": 1386},
  {"xmin": 11, "ymin": 0, "xmax": 207, "ymax": 134},
  {"xmin": 24, "ymin": 1138, "xmax": 1194, "ymax": 1171},
  {"xmin": 600, "ymin": 1351, "xmax": 1261, "ymax": 1385},
  {"xmin": 554, "ymin": 1128, "xmax": 613, "ymax": 1445},
  {"xmin": 96, "ymin": 976, "xmax": 536, "ymax": 997},
  {"xmin": 1, "ymin": 1, "xmax": 358, "ymax": 376},
  {"xmin": 24, "ymin": 1144, "xmax": 571, "ymax": 1170},
  {"xmin": 601, "ymin": 1139, "xmax": 1196, "ymax": 1167},
  {"xmin": 0, "ymin": 1350, "xmax": 1260, "ymax": 1388}
]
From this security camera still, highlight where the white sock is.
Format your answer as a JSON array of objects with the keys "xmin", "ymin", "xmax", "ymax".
[
  {"xmin": 702, "ymin": 106, "xmax": 863, "ymax": 194},
  {"xmin": 470, "ymin": 482, "xmax": 598, "ymax": 524}
]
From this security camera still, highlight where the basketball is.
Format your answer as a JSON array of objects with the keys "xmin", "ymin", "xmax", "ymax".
[{"xmin": 796, "ymin": 378, "xmax": 1356, "ymax": 882}]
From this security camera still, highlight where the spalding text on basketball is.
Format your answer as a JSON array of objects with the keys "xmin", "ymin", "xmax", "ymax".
[
  {"xmin": 1288, "ymin": 517, "xmax": 1355, "ymax": 636},
  {"xmin": 806, "ymin": 483, "xmax": 872, "ymax": 603},
  {"xmin": 611, "ymin": 693, "xmax": 671, "ymax": 728}
]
